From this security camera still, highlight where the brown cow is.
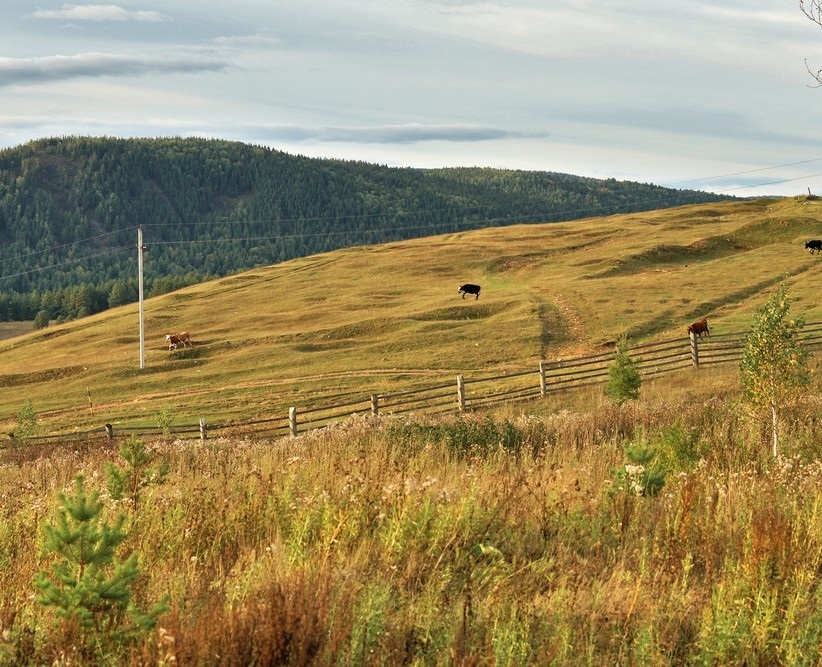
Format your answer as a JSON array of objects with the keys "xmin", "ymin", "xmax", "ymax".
[
  {"xmin": 687, "ymin": 318, "xmax": 710, "ymax": 339},
  {"xmin": 165, "ymin": 331, "xmax": 192, "ymax": 350}
]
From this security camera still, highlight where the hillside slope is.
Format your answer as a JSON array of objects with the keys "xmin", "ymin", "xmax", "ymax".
[
  {"xmin": 1, "ymin": 196, "xmax": 820, "ymax": 434},
  {"xmin": 0, "ymin": 136, "xmax": 729, "ymax": 312}
]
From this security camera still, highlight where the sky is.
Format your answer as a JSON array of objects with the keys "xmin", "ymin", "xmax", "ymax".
[{"xmin": 3, "ymin": 1, "xmax": 822, "ymax": 197}]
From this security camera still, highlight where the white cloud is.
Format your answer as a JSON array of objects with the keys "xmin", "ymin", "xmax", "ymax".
[
  {"xmin": 32, "ymin": 4, "xmax": 165, "ymax": 22},
  {"xmin": 213, "ymin": 34, "xmax": 280, "ymax": 48},
  {"xmin": 245, "ymin": 123, "xmax": 543, "ymax": 144},
  {"xmin": 0, "ymin": 53, "xmax": 231, "ymax": 87}
]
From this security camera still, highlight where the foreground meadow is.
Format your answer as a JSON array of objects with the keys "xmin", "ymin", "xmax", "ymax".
[{"xmin": 2, "ymin": 380, "xmax": 822, "ymax": 665}]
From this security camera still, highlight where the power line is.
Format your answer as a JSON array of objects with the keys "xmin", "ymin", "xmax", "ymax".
[
  {"xmin": 717, "ymin": 171, "xmax": 822, "ymax": 193},
  {"xmin": 663, "ymin": 157, "xmax": 822, "ymax": 189},
  {"xmin": 0, "ymin": 189, "xmax": 721, "ymax": 282},
  {"xmin": 0, "ymin": 246, "xmax": 131, "ymax": 280},
  {"xmin": 1, "ymin": 154, "xmax": 820, "ymax": 286},
  {"xmin": 0, "ymin": 229, "xmax": 132, "ymax": 266}
]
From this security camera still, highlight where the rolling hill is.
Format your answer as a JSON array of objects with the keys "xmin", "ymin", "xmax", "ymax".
[
  {"xmin": 0, "ymin": 136, "xmax": 731, "ymax": 322},
  {"xmin": 2, "ymin": 195, "xmax": 821, "ymax": 436}
]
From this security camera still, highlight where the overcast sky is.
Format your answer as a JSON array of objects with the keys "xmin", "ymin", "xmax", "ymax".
[{"xmin": 3, "ymin": 1, "xmax": 822, "ymax": 196}]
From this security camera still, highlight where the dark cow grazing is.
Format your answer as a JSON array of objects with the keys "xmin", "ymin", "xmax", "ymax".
[
  {"xmin": 687, "ymin": 318, "xmax": 710, "ymax": 339},
  {"xmin": 165, "ymin": 331, "xmax": 192, "ymax": 350},
  {"xmin": 806, "ymin": 239, "xmax": 822, "ymax": 254},
  {"xmin": 458, "ymin": 284, "xmax": 481, "ymax": 300}
]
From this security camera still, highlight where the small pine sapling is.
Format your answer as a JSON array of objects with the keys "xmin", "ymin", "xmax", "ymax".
[
  {"xmin": 610, "ymin": 438, "xmax": 666, "ymax": 497},
  {"xmin": 13, "ymin": 400, "xmax": 37, "ymax": 445},
  {"xmin": 155, "ymin": 405, "xmax": 175, "ymax": 437},
  {"xmin": 34, "ymin": 475, "xmax": 167, "ymax": 653},
  {"xmin": 605, "ymin": 336, "xmax": 642, "ymax": 404},
  {"xmin": 106, "ymin": 435, "xmax": 169, "ymax": 510}
]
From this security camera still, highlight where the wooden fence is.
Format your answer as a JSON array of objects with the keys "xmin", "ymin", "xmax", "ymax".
[{"xmin": 15, "ymin": 321, "xmax": 822, "ymax": 446}]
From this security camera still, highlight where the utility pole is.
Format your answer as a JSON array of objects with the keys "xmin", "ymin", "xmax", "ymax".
[{"xmin": 138, "ymin": 226, "xmax": 146, "ymax": 369}]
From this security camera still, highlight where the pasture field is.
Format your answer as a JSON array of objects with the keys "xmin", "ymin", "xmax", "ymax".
[
  {"xmin": 2, "ymin": 195, "xmax": 822, "ymax": 436},
  {"xmin": 4, "ymin": 196, "xmax": 822, "ymax": 663}
]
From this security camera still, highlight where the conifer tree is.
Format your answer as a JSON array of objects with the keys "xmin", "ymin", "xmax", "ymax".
[
  {"xmin": 33, "ymin": 309, "xmax": 49, "ymax": 329},
  {"xmin": 34, "ymin": 475, "xmax": 166, "ymax": 652},
  {"xmin": 106, "ymin": 435, "xmax": 168, "ymax": 510},
  {"xmin": 14, "ymin": 400, "xmax": 37, "ymax": 444},
  {"xmin": 605, "ymin": 336, "xmax": 642, "ymax": 404}
]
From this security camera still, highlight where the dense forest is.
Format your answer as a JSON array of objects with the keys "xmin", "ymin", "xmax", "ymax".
[{"xmin": 0, "ymin": 136, "xmax": 732, "ymax": 323}]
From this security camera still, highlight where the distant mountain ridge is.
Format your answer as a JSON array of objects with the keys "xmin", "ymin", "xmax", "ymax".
[{"xmin": 0, "ymin": 136, "xmax": 733, "ymax": 321}]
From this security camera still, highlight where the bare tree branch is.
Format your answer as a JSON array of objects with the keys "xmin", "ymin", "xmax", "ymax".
[
  {"xmin": 805, "ymin": 59, "xmax": 822, "ymax": 87},
  {"xmin": 801, "ymin": 0, "xmax": 822, "ymax": 26},
  {"xmin": 801, "ymin": 1, "xmax": 822, "ymax": 85}
]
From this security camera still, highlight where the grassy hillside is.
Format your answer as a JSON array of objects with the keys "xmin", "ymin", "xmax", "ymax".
[
  {"xmin": 0, "ymin": 136, "xmax": 729, "ymax": 305},
  {"xmin": 2, "ymin": 195, "xmax": 821, "ymax": 435}
]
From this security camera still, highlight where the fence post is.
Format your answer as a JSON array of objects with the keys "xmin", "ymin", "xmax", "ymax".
[
  {"xmin": 199, "ymin": 417, "xmax": 207, "ymax": 441},
  {"xmin": 689, "ymin": 331, "xmax": 700, "ymax": 368},
  {"xmin": 539, "ymin": 360, "xmax": 547, "ymax": 397},
  {"xmin": 371, "ymin": 394, "xmax": 379, "ymax": 416},
  {"xmin": 457, "ymin": 374, "xmax": 465, "ymax": 412},
  {"xmin": 289, "ymin": 407, "xmax": 298, "ymax": 437},
  {"xmin": 105, "ymin": 423, "xmax": 113, "ymax": 443}
]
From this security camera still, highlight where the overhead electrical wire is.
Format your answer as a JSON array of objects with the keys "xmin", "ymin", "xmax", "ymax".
[
  {"xmin": 662, "ymin": 156, "xmax": 822, "ymax": 190},
  {"xmin": 2, "ymin": 156, "xmax": 821, "ymax": 284},
  {"xmin": 0, "ymin": 246, "xmax": 132, "ymax": 280},
  {"xmin": 0, "ymin": 190, "xmax": 715, "ymax": 280}
]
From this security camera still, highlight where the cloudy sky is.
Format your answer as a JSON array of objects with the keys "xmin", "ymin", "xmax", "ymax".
[{"xmin": 3, "ymin": 1, "xmax": 822, "ymax": 196}]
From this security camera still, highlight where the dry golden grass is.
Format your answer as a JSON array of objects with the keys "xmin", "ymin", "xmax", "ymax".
[
  {"xmin": 2, "ymin": 195, "xmax": 822, "ymax": 433},
  {"xmin": 3, "ymin": 389, "xmax": 822, "ymax": 664}
]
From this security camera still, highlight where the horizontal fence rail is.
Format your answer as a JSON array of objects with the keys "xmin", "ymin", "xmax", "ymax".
[{"xmin": 12, "ymin": 321, "xmax": 822, "ymax": 447}]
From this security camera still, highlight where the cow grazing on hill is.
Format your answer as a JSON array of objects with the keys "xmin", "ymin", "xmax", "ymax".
[
  {"xmin": 687, "ymin": 318, "xmax": 710, "ymax": 339},
  {"xmin": 806, "ymin": 239, "xmax": 822, "ymax": 254},
  {"xmin": 459, "ymin": 284, "xmax": 481, "ymax": 300},
  {"xmin": 166, "ymin": 331, "xmax": 192, "ymax": 350}
]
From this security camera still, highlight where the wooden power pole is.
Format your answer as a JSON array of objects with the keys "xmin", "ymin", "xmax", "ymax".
[{"xmin": 138, "ymin": 226, "xmax": 146, "ymax": 369}]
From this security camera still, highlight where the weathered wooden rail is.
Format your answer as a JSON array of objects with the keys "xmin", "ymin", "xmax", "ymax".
[{"xmin": 14, "ymin": 321, "xmax": 822, "ymax": 445}]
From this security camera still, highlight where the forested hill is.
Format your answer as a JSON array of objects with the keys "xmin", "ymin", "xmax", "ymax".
[{"xmin": 0, "ymin": 136, "xmax": 732, "ymax": 322}]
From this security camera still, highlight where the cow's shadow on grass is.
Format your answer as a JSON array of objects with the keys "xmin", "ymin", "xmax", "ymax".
[
  {"xmin": 161, "ymin": 342, "xmax": 210, "ymax": 362},
  {"xmin": 165, "ymin": 343, "xmax": 209, "ymax": 360}
]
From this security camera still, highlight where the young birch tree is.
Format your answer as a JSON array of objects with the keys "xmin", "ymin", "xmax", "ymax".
[{"xmin": 740, "ymin": 285, "xmax": 810, "ymax": 457}]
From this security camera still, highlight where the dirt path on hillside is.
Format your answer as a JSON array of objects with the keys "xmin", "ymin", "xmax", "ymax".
[
  {"xmin": 552, "ymin": 293, "xmax": 586, "ymax": 346},
  {"xmin": 532, "ymin": 289, "xmax": 590, "ymax": 357}
]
